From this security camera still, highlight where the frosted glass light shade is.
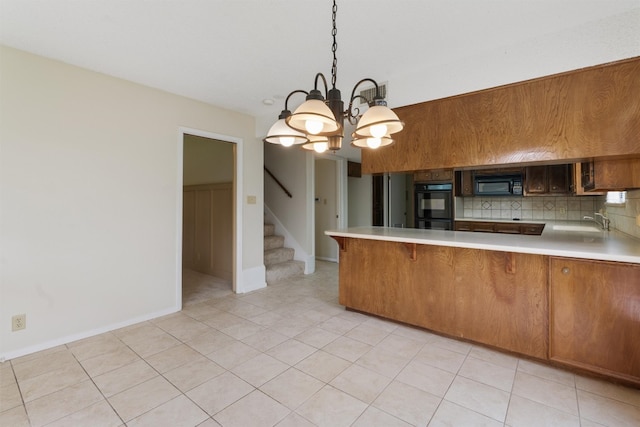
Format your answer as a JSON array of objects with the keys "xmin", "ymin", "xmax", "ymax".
[
  {"xmin": 350, "ymin": 133, "xmax": 394, "ymax": 149},
  {"xmin": 355, "ymin": 105, "xmax": 404, "ymax": 138},
  {"xmin": 263, "ymin": 119, "xmax": 308, "ymax": 145},
  {"xmin": 286, "ymin": 99, "xmax": 340, "ymax": 135},
  {"xmin": 301, "ymin": 135, "xmax": 329, "ymax": 153}
]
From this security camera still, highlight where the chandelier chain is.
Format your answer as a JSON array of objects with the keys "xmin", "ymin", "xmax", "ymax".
[{"xmin": 331, "ymin": 0, "xmax": 338, "ymax": 89}]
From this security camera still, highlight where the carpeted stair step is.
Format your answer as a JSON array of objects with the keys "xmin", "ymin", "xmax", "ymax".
[
  {"xmin": 266, "ymin": 260, "xmax": 305, "ymax": 285},
  {"xmin": 264, "ymin": 235, "xmax": 284, "ymax": 250},
  {"xmin": 264, "ymin": 223, "xmax": 275, "ymax": 237},
  {"xmin": 264, "ymin": 247, "xmax": 294, "ymax": 266}
]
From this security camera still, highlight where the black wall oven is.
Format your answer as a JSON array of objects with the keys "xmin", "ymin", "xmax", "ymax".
[{"xmin": 415, "ymin": 183, "xmax": 453, "ymax": 230}]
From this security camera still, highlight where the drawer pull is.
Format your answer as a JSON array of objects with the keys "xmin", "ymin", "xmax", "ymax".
[{"xmin": 561, "ymin": 267, "xmax": 570, "ymax": 275}]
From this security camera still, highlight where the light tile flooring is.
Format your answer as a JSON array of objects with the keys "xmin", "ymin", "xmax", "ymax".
[{"xmin": 1, "ymin": 261, "xmax": 640, "ymax": 426}]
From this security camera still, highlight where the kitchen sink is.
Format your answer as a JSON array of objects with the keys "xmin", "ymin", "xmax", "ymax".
[{"xmin": 552, "ymin": 224, "xmax": 601, "ymax": 233}]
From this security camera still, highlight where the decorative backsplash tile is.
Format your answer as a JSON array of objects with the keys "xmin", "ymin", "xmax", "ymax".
[{"xmin": 458, "ymin": 195, "xmax": 603, "ymax": 221}]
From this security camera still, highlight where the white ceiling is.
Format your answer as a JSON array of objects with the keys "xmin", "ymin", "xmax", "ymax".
[{"xmin": 1, "ymin": 1, "xmax": 639, "ymax": 160}]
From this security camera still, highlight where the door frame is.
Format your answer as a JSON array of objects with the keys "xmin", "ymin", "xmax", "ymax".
[
  {"xmin": 311, "ymin": 154, "xmax": 347, "ymax": 263},
  {"xmin": 177, "ymin": 127, "xmax": 243, "ymax": 304}
]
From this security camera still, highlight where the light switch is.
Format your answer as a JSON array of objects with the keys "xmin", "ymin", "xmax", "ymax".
[{"xmin": 247, "ymin": 195, "xmax": 257, "ymax": 205}]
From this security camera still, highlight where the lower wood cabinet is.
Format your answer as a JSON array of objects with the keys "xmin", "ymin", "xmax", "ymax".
[
  {"xmin": 549, "ymin": 258, "xmax": 640, "ymax": 382},
  {"xmin": 338, "ymin": 238, "xmax": 548, "ymax": 358},
  {"xmin": 455, "ymin": 221, "xmax": 545, "ymax": 235},
  {"xmin": 337, "ymin": 238, "xmax": 640, "ymax": 384},
  {"xmin": 453, "ymin": 249, "xmax": 548, "ymax": 358},
  {"xmin": 338, "ymin": 239, "xmax": 456, "ymax": 333}
]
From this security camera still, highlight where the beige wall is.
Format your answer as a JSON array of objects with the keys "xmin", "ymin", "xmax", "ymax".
[
  {"xmin": 264, "ymin": 142, "xmax": 313, "ymax": 257},
  {"xmin": 0, "ymin": 46, "xmax": 264, "ymax": 359},
  {"xmin": 183, "ymin": 134, "xmax": 234, "ymax": 186}
]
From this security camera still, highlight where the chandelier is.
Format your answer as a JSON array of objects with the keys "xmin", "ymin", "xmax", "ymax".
[{"xmin": 263, "ymin": 0, "xmax": 404, "ymax": 153}]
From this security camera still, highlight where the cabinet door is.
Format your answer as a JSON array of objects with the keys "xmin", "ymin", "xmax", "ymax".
[
  {"xmin": 338, "ymin": 239, "xmax": 456, "ymax": 332},
  {"xmin": 550, "ymin": 258, "xmax": 640, "ymax": 382},
  {"xmin": 592, "ymin": 158, "xmax": 640, "ymax": 191},
  {"xmin": 472, "ymin": 222, "xmax": 495, "ymax": 233},
  {"xmin": 495, "ymin": 223, "xmax": 522, "ymax": 234},
  {"xmin": 454, "ymin": 249, "xmax": 548, "ymax": 358},
  {"xmin": 525, "ymin": 166, "xmax": 547, "ymax": 194},
  {"xmin": 548, "ymin": 164, "xmax": 570, "ymax": 193},
  {"xmin": 455, "ymin": 171, "xmax": 474, "ymax": 196},
  {"xmin": 454, "ymin": 221, "xmax": 473, "ymax": 231}
]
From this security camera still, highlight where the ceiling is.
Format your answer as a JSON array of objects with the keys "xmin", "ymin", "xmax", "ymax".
[{"xmin": 1, "ymin": 1, "xmax": 639, "ymax": 160}]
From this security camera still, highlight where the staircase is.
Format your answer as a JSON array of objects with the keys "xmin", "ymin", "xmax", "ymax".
[{"xmin": 264, "ymin": 223, "xmax": 304, "ymax": 284}]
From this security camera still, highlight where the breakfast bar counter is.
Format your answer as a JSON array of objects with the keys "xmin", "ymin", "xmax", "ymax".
[
  {"xmin": 325, "ymin": 221, "xmax": 640, "ymax": 264},
  {"xmin": 325, "ymin": 222, "xmax": 640, "ymax": 387}
]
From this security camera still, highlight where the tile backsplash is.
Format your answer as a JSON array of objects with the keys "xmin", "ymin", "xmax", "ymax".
[
  {"xmin": 457, "ymin": 195, "xmax": 604, "ymax": 221},
  {"xmin": 605, "ymin": 189, "xmax": 640, "ymax": 239}
]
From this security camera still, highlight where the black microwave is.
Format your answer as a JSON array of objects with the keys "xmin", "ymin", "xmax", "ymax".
[{"xmin": 474, "ymin": 174, "xmax": 523, "ymax": 196}]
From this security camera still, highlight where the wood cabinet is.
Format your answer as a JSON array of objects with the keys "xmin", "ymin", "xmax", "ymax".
[
  {"xmin": 525, "ymin": 166, "xmax": 547, "ymax": 194},
  {"xmin": 338, "ymin": 238, "xmax": 548, "ymax": 358},
  {"xmin": 582, "ymin": 158, "xmax": 640, "ymax": 191},
  {"xmin": 525, "ymin": 165, "xmax": 571, "ymax": 195},
  {"xmin": 455, "ymin": 221, "xmax": 545, "ymax": 235},
  {"xmin": 549, "ymin": 258, "xmax": 640, "ymax": 383},
  {"xmin": 572, "ymin": 163, "xmax": 605, "ymax": 195},
  {"xmin": 455, "ymin": 170, "xmax": 474, "ymax": 196},
  {"xmin": 335, "ymin": 236, "xmax": 640, "ymax": 385},
  {"xmin": 548, "ymin": 165, "xmax": 571, "ymax": 193},
  {"xmin": 338, "ymin": 239, "xmax": 456, "ymax": 333},
  {"xmin": 362, "ymin": 58, "xmax": 640, "ymax": 174},
  {"xmin": 453, "ymin": 249, "xmax": 548, "ymax": 358},
  {"xmin": 414, "ymin": 169, "xmax": 453, "ymax": 182}
]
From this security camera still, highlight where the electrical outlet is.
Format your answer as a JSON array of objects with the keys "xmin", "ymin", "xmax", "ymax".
[
  {"xmin": 12, "ymin": 314, "xmax": 26, "ymax": 331},
  {"xmin": 559, "ymin": 207, "xmax": 566, "ymax": 214},
  {"xmin": 247, "ymin": 195, "xmax": 257, "ymax": 205}
]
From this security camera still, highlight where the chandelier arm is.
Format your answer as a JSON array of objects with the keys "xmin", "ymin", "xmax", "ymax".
[
  {"xmin": 284, "ymin": 89, "xmax": 309, "ymax": 110},
  {"xmin": 313, "ymin": 73, "xmax": 330, "ymax": 99},
  {"xmin": 346, "ymin": 78, "xmax": 381, "ymax": 121}
]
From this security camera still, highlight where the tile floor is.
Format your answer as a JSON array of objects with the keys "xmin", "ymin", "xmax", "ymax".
[{"xmin": 1, "ymin": 261, "xmax": 640, "ymax": 426}]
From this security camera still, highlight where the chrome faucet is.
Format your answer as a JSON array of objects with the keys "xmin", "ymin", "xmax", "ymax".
[{"xmin": 583, "ymin": 213, "xmax": 610, "ymax": 231}]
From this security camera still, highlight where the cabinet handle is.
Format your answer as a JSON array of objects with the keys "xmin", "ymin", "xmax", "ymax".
[{"xmin": 561, "ymin": 267, "xmax": 570, "ymax": 275}]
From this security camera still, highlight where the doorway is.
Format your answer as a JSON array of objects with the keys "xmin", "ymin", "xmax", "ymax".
[
  {"xmin": 177, "ymin": 127, "xmax": 242, "ymax": 307},
  {"xmin": 372, "ymin": 173, "xmax": 413, "ymax": 228},
  {"xmin": 315, "ymin": 158, "xmax": 338, "ymax": 262}
]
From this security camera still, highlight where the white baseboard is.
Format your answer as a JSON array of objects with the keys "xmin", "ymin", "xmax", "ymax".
[
  {"xmin": 240, "ymin": 265, "xmax": 267, "ymax": 293},
  {"xmin": 315, "ymin": 256, "xmax": 338, "ymax": 263},
  {"xmin": 304, "ymin": 255, "xmax": 316, "ymax": 274},
  {"xmin": 0, "ymin": 305, "xmax": 180, "ymax": 362}
]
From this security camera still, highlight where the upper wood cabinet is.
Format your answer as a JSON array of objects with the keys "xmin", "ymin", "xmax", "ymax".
[
  {"xmin": 454, "ymin": 170, "xmax": 474, "ymax": 196},
  {"xmin": 362, "ymin": 58, "xmax": 640, "ymax": 174},
  {"xmin": 414, "ymin": 169, "xmax": 453, "ymax": 182},
  {"xmin": 524, "ymin": 165, "xmax": 571, "ymax": 195},
  {"xmin": 582, "ymin": 158, "xmax": 640, "ymax": 191}
]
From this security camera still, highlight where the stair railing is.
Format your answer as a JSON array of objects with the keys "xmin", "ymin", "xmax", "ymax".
[{"xmin": 264, "ymin": 166, "xmax": 292, "ymax": 198}]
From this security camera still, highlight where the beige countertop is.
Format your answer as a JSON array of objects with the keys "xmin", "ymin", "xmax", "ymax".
[{"xmin": 325, "ymin": 221, "xmax": 640, "ymax": 264}]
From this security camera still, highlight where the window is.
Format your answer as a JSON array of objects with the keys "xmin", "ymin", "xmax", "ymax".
[{"xmin": 606, "ymin": 191, "xmax": 626, "ymax": 205}]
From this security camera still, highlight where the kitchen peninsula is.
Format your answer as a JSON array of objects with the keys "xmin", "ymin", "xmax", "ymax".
[{"xmin": 326, "ymin": 224, "xmax": 640, "ymax": 386}]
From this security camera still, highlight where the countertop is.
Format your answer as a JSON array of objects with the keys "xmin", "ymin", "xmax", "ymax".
[{"xmin": 325, "ymin": 221, "xmax": 640, "ymax": 264}]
